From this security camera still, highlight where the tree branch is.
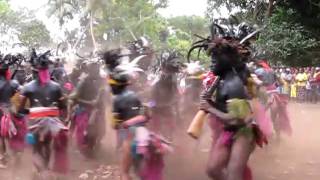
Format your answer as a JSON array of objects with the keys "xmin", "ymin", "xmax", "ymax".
[
  {"xmin": 89, "ymin": 11, "xmax": 97, "ymax": 52},
  {"xmin": 309, "ymin": 0, "xmax": 320, "ymax": 8}
]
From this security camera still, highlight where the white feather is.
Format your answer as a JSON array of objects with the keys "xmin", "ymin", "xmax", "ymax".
[
  {"xmin": 185, "ymin": 61, "xmax": 203, "ymax": 75},
  {"xmin": 116, "ymin": 54, "xmax": 147, "ymax": 73},
  {"xmin": 131, "ymin": 55, "xmax": 147, "ymax": 65}
]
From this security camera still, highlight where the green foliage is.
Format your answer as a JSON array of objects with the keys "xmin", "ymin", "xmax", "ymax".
[
  {"xmin": 45, "ymin": 0, "xmax": 211, "ymax": 64},
  {"xmin": 206, "ymin": 0, "xmax": 320, "ymax": 66},
  {"xmin": 0, "ymin": 0, "xmax": 9, "ymax": 14},
  {"xmin": 167, "ymin": 34, "xmax": 191, "ymax": 56},
  {"xmin": 167, "ymin": 33, "xmax": 210, "ymax": 64},
  {"xmin": 257, "ymin": 7, "xmax": 319, "ymax": 66},
  {"xmin": 18, "ymin": 20, "xmax": 52, "ymax": 48},
  {"xmin": 167, "ymin": 15, "xmax": 210, "ymax": 63},
  {"xmin": 0, "ymin": 1, "xmax": 52, "ymax": 49},
  {"xmin": 0, "ymin": 0, "xmax": 20, "ymax": 33},
  {"xmin": 207, "ymin": 0, "xmax": 247, "ymax": 13},
  {"xmin": 46, "ymin": 0, "xmax": 211, "ymax": 63},
  {"xmin": 94, "ymin": 0, "xmax": 168, "ymax": 44},
  {"xmin": 279, "ymin": 0, "xmax": 320, "ymax": 38},
  {"xmin": 168, "ymin": 16, "xmax": 209, "ymax": 39},
  {"xmin": 206, "ymin": 0, "xmax": 268, "ymax": 24}
]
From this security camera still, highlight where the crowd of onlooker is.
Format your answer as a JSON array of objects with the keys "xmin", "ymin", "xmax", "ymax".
[{"xmin": 274, "ymin": 67, "xmax": 320, "ymax": 103}]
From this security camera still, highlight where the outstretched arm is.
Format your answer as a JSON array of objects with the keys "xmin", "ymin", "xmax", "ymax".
[{"xmin": 121, "ymin": 115, "xmax": 148, "ymax": 128}]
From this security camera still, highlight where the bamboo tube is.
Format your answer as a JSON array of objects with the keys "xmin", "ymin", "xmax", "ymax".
[{"xmin": 187, "ymin": 110, "xmax": 208, "ymax": 139}]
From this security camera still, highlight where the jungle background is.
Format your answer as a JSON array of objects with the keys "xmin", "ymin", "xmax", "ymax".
[{"xmin": 1, "ymin": 0, "xmax": 320, "ymax": 66}]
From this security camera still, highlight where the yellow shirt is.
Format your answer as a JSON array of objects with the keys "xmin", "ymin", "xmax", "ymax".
[
  {"xmin": 295, "ymin": 73, "xmax": 308, "ymax": 87},
  {"xmin": 290, "ymin": 83, "xmax": 297, "ymax": 98}
]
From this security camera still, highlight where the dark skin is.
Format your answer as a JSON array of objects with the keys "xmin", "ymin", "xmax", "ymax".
[
  {"xmin": 0, "ymin": 72, "xmax": 20, "ymax": 168},
  {"xmin": 110, "ymin": 84, "xmax": 149, "ymax": 180},
  {"xmin": 151, "ymin": 69, "xmax": 180, "ymax": 138},
  {"xmin": 66, "ymin": 66, "xmax": 105, "ymax": 123},
  {"xmin": 67, "ymin": 63, "xmax": 108, "ymax": 159},
  {"xmin": 19, "ymin": 97, "xmax": 66, "ymax": 175},
  {"xmin": 198, "ymin": 44, "xmax": 256, "ymax": 180},
  {"xmin": 18, "ymin": 77, "xmax": 67, "ymax": 173},
  {"xmin": 19, "ymin": 95, "xmax": 66, "ymax": 116},
  {"xmin": 119, "ymin": 120, "xmax": 148, "ymax": 180},
  {"xmin": 66, "ymin": 87, "xmax": 104, "ymax": 124},
  {"xmin": 200, "ymin": 94, "xmax": 255, "ymax": 180}
]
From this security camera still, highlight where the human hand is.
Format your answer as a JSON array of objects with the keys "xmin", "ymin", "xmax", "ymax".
[{"xmin": 199, "ymin": 99, "xmax": 211, "ymax": 112}]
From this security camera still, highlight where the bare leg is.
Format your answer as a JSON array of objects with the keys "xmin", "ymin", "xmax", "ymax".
[
  {"xmin": 206, "ymin": 138, "xmax": 230, "ymax": 180},
  {"xmin": 0, "ymin": 138, "xmax": 7, "ymax": 168},
  {"xmin": 226, "ymin": 134, "xmax": 255, "ymax": 180},
  {"xmin": 43, "ymin": 141, "xmax": 52, "ymax": 168},
  {"xmin": 33, "ymin": 144, "xmax": 48, "ymax": 173},
  {"xmin": 96, "ymin": 115, "xmax": 106, "ymax": 152},
  {"xmin": 32, "ymin": 135, "xmax": 52, "ymax": 174},
  {"xmin": 120, "ymin": 139, "xmax": 133, "ymax": 180},
  {"xmin": 273, "ymin": 112, "xmax": 281, "ymax": 142}
]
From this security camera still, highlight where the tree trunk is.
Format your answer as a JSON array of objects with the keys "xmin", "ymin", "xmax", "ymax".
[
  {"xmin": 89, "ymin": 11, "xmax": 97, "ymax": 52},
  {"xmin": 267, "ymin": 0, "xmax": 275, "ymax": 17}
]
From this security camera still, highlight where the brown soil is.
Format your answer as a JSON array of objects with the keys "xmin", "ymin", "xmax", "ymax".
[{"xmin": 1, "ymin": 103, "xmax": 320, "ymax": 180}]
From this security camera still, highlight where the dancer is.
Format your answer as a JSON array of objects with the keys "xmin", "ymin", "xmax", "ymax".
[
  {"xmin": 150, "ymin": 50, "xmax": 182, "ymax": 138},
  {"xmin": 51, "ymin": 58, "xmax": 73, "ymax": 95},
  {"xmin": 104, "ymin": 49, "xmax": 171, "ymax": 180},
  {"xmin": 69, "ymin": 60, "xmax": 107, "ymax": 157},
  {"xmin": 187, "ymin": 22, "xmax": 270, "ymax": 180},
  {"xmin": 255, "ymin": 60, "xmax": 292, "ymax": 140},
  {"xmin": 0, "ymin": 54, "xmax": 23, "ymax": 168},
  {"xmin": 19, "ymin": 49, "xmax": 69, "ymax": 179}
]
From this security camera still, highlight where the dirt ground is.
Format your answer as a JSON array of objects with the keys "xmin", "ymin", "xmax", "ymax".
[
  {"xmin": 1, "ymin": 102, "xmax": 320, "ymax": 180},
  {"xmin": 165, "ymin": 102, "xmax": 320, "ymax": 180}
]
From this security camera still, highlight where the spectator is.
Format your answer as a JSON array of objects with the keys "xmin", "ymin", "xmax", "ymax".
[
  {"xmin": 290, "ymin": 69, "xmax": 297, "ymax": 101},
  {"xmin": 256, "ymin": 66, "xmax": 320, "ymax": 103},
  {"xmin": 311, "ymin": 67, "xmax": 320, "ymax": 103},
  {"xmin": 282, "ymin": 68, "xmax": 292, "ymax": 98},
  {"xmin": 306, "ymin": 78, "xmax": 312, "ymax": 102},
  {"xmin": 295, "ymin": 68, "xmax": 308, "ymax": 102},
  {"xmin": 314, "ymin": 67, "xmax": 320, "ymax": 81}
]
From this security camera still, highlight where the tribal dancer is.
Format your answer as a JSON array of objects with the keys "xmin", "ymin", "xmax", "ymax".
[
  {"xmin": 51, "ymin": 58, "xmax": 73, "ymax": 95},
  {"xmin": 69, "ymin": 60, "xmax": 107, "ymax": 157},
  {"xmin": 0, "ymin": 54, "xmax": 25, "ymax": 168},
  {"xmin": 254, "ymin": 60, "xmax": 292, "ymax": 140},
  {"xmin": 69, "ymin": 59, "xmax": 85, "ymax": 87},
  {"xmin": 187, "ymin": 22, "xmax": 271, "ymax": 180},
  {"xmin": 19, "ymin": 50, "xmax": 69, "ymax": 179},
  {"xmin": 104, "ymin": 49, "xmax": 172, "ymax": 180},
  {"xmin": 10, "ymin": 53, "xmax": 28, "ymax": 85},
  {"xmin": 150, "ymin": 51, "xmax": 182, "ymax": 138}
]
